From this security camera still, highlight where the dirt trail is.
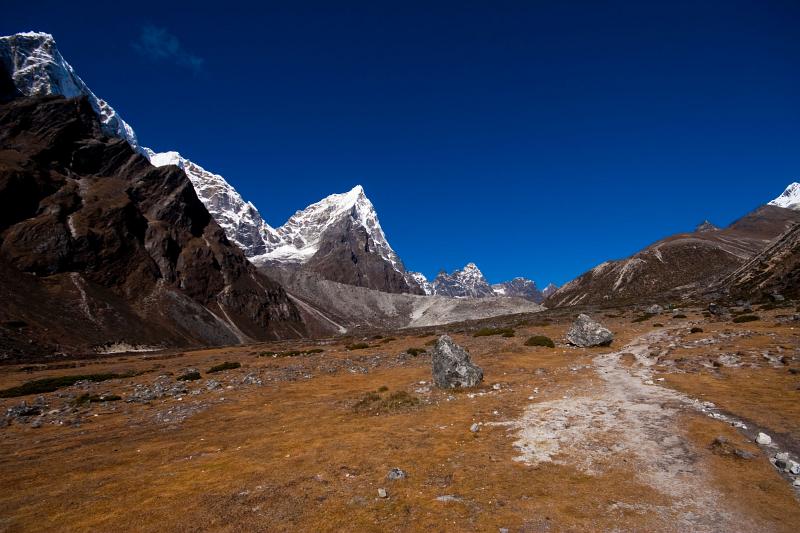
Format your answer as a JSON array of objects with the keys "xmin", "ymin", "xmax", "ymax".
[{"xmin": 509, "ymin": 330, "xmax": 759, "ymax": 532}]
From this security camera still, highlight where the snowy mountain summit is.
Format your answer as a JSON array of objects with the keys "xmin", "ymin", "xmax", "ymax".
[
  {"xmin": 254, "ymin": 185, "xmax": 400, "ymax": 269},
  {"xmin": 431, "ymin": 263, "xmax": 496, "ymax": 298},
  {"xmin": 769, "ymin": 182, "xmax": 800, "ymax": 211},
  {"xmin": 0, "ymin": 32, "xmax": 139, "ymax": 148}
]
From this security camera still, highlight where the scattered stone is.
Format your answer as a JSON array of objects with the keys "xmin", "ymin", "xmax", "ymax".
[
  {"xmin": 710, "ymin": 436, "xmax": 754, "ymax": 459},
  {"xmin": 377, "ymin": 488, "xmax": 387, "ymax": 498},
  {"xmin": 708, "ymin": 303, "xmax": 728, "ymax": 316},
  {"xmin": 470, "ymin": 423, "xmax": 480, "ymax": 433},
  {"xmin": 431, "ymin": 335, "xmax": 484, "ymax": 389},
  {"xmin": 566, "ymin": 314, "xmax": 614, "ymax": 347},
  {"xmin": 756, "ymin": 432, "xmax": 772, "ymax": 445},
  {"xmin": 436, "ymin": 495, "xmax": 462, "ymax": 502},
  {"xmin": 492, "ymin": 383, "xmax": 501, "ymax": 391},
  {"xmin": 645, "ymin": 304, "xmax": 664, "ymax": 315},
  {"xmin": 387, "ymin": 468, "xmax": 407, "ymax": 481}
]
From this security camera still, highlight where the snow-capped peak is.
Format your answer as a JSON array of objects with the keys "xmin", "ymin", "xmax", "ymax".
[
  {"xmin": 769, "ymin": 182, "xmax": 800, "ymax": 211},
  {"xmin": 252, "ymin": 185, "xmax": 404, "ymax": 271},
  {"xmin": 0, "ymin": 31, "xmax": 139, "ymax": 149}
]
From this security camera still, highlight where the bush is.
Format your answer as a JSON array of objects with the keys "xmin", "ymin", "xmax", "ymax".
[
  {"xmin": 207, "ymin": 361, "xmax": 241, "ymax": 373},
  {"xmin": 732, "ymin": 315, "xmax": 759, "ymax": 323},
  {"xmin": 346, "ymin": 343, "xmax": 370, "ymax": 351},
  {"xmin": 74, "ymin": 393, "xmax": 122, "ymax": 405},
  {"xmin": 0, "ymin": 373, "xmax": 128, "ymax": 398},
  {"xmin": 631, "ymin": 314, "xmax": 654, "ymax": 323},
  {"xmin": 380, "ymin": 337, "xmax": 397, "ymax": 344},
  {"xmin": 177, "ymin": 371, "xmax": 201, "ymax": 381},
  {"xmin": 353, "ymin": 389, "xmax": 420, "ymax": 414},
  {"xmin": 473, "ymin": 327, "xmax": 514, "ymax": 337},
  {"xmin": 690, "ymin": 327, "xmax": 704, "ymax": 333},
  {"xmin": 672, "ymin": 314, "xmax": 687, "ymax": 319},
  {"xmin": 377, "ymin": 385, "xmax": 389, "ymax": 392},
  {"xmin": 406, "ymin": 347, "xmax": 426, "ymax": 356},
  {"xmin": 653, "ymin": 323, "xmax": 664, "ymax": 327},
  {"xmin": 524, "ymin": 335, "xmax": 555, "ymax": 348}
]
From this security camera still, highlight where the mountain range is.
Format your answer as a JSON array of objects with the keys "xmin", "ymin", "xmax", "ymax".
[{"xmin": 0, "ymin": 31, "xmax": 552, "ymax": 300}]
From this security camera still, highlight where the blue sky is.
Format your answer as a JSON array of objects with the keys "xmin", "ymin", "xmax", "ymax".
[{"xmin": 4, "ymin": 0, "xmax": 799, "ymax": 285}]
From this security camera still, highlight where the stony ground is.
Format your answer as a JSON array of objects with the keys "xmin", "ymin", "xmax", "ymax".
[{"xmin": 0, "ymin": 303, "xmax": 799, "ymax": 532}]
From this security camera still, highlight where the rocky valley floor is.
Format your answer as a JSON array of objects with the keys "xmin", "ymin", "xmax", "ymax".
[{"xmin": 1, "ymin": 304, "xmax": 799, "ymax": 532}]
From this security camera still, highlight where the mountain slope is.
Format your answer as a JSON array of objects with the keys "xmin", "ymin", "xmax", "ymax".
[
  {"xmin": 0, "ymin": 92, "xmax": 305, "ymax": 359},
  {"xmin": 547, "ymin": 203, "xmax": 800, "ymax": 307},
  {"xmin": 721, "ymin": 222, "xmax": 800, "ymax": 299}
]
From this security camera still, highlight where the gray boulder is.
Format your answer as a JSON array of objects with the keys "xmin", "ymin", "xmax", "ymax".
[
  {"xmin": 566, "ymin": 314, "xmax": 614, "ymax": 347},
  {"xmin": 431, "ymin": 335, "xmax": 483, "ymax": 389},
  {"xmin": 645, "ymin": 304, "xmax": 664, "ymax": 315}
]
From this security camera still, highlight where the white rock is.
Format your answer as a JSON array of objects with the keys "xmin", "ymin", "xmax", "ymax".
[
  {"xmin": 756, "ymin": 432, "xmax": 772, "ymax": 445},
  {"xmin": 470, "ymin": 423, "xmax": 480, "ymax": 433},
  {"xmin": 378, "ymin": 488, "xmax": 387, "ymax": 498},
  {"xmin": 492, "ymin": 383, "xmax": 501, "ymax": 390}
]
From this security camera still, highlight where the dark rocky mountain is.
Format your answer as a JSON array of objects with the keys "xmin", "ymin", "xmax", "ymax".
[
  {"xmin": 720, "ymin": 222, "xmax": 800, "ymax": 300},
  {"xmin": 491, "ymin": 277, "xmax": 545, "ymax": 302},
  {"xmin": 0, "ymin": 92, "xmax": 306, "ymax": 360},
  {"xmin": 430, "ymin": 263, "xmax": 495, "ymax": 298},
  {"xmin": 547, "ymin": 204, "xmax": 800, "ymax": 307}
]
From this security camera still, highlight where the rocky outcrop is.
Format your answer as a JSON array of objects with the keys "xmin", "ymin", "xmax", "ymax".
[
  {"xmin": 566, "ymin": 314, "xmax": 613, "ymax": 347},
  {"xmin": 0, "ymin": 93, "xmax": 305, "ymax": 359},
  {"xmin": 431, "ymin": 335, "xmax": 483, "ymax": 389}
]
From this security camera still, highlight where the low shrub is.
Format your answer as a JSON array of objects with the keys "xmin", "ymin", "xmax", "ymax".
[
  {"xmin": 74, "ymin": 393, "xmax": 122, "ymax": 405},
  {"xmin": 690, "ymin": 327, "xmax": 704, "ymax": 333},
  {"xmin": 177, "ymin": 371, "xmax": 201, "ymax": 381},
  {"xmin": 672, "ymin": 314, "xmax": 687, "ymax": 319},
  {"xmin": 353, "ymin": 390, "xmax": 420, "ymax": 414},
  {"xmin": 406, "ymin": 347, "xmax": 426, "ymax": 356},
  {"xmin": 474, "ymin": 327, "xmax": 514, "ymax": 337},
  {"xmin": 377, "ymin": 385, "xmax": 389, "ymax": 392},
  {"xmin": 0, "ymin": 373, "xmax": 128, "ymax": 398},
  {"xmin": 732, "ymin": 315, "xmax": 759, "ymax": 323},
  {"xmin": 653, "ymin": 323, "xmax": 664, "ymax": 327},
  {"xmin": 346, "ymin": 343, "xmax": 370, "ymax": 351},
  {"xmin": 524, "ymin": 335, "xmax": 555, "ymax": 348},
  {"xmin": 631, "ymin": 314, "xmax": 654, "ymax": 323},
  {"xmin": 380, "ymin": 337, "xmax": 397, "ymax": 344},
  {"xmin": 207, "ymin": 361, "xmax": 241, "ymax": 373}
]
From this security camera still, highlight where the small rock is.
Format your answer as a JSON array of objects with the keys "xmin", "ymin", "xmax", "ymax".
[
  {"xmin": 470, "ymin": 423, "xmax": 480, "ymax": 433},
  {"xmin": 566, "ymin": 314, "xmax": 614, "ymax": 347},
  {"xmin": 492, "ymin": 383, "xmax": 501, "ymax": 391},
  {"xmin": 789, "ymin": 460, "xmax": 800, "ymax": 475},
  {"xmin": 387, "ymin": 468, "xmax": 407, "ymax": 481},
  {"xmin": 756, "ymin": 432, "xmax": 772, "ymax": 445},
  {"xmin": 708, "ymin": 303, "xmax": 728, "ymax": 316},
  {"xmin": 645, "ymin": 304, "xmax": 664, "ymax": 315},
  {"xmin": 377, "ymin": 488, "xmax": 387, "ymax": 498}
]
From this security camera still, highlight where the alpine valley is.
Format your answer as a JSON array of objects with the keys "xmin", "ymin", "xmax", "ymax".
[{"xmin": 2, "ymin": 26, "xmax": 800, "ymax": 533}]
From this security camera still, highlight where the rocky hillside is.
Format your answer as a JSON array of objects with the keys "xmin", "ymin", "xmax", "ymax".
[
  {"xmin": 0, "ymin": 92, "xmax": 306, "ymax": 359},
  {"xmin": 547, "ymin": 203, "xmax": 800, "ymax": 307},
  {"xmin": 721, "ymin": 222, "xmax": 800, "ymax": 299}
]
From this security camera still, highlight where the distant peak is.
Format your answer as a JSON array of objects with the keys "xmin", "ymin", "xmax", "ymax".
[
  {"xmin": 464, "ymin": 262, "xmax": 479, "ymax": 270},
  {"xmin": 769, "ymin": 182, "xmax": 800, "ymax": 210},
  {"xmin": 695, "ymin": 220, "xmax": 719, "ymax": 233}
]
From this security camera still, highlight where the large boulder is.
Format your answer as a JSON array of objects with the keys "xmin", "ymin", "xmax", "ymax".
[
  {"xmin": 431, "ymin": 335, "xmax": 483, "ymax": 389},
  {"xmin": 566, "ymin": 314, "xmax": 614, "ymax": 347}
]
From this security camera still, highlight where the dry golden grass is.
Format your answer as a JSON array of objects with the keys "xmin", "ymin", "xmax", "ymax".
[{"xmin": 0, "ymin": 312, "xmax": 798, "ymax": 531}]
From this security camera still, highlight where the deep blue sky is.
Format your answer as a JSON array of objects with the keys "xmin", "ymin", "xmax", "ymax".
[{"xmin": 5, "ymin": 1, "xmax": 799, "ymax": 285}]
